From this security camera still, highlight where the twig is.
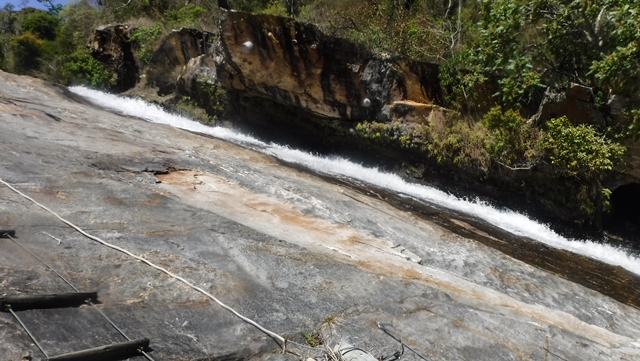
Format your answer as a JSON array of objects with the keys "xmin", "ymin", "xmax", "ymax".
[{"xmin": 496, "ymin": 161, "xmax": 535, "ymax": 171}]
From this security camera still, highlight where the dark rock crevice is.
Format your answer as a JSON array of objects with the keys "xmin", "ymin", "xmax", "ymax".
[
  {"xmin": 88, "ymin": 24, "xmax": 139, "ymax": 92},
  {"xmin": 605, "ymin": 183, "xmax": 640, "ymax": 245}
]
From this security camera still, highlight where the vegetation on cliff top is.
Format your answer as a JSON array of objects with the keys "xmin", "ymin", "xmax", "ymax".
[{"xmin": 1, "ymin": 0, "xmax": 638, "ymax": 228}]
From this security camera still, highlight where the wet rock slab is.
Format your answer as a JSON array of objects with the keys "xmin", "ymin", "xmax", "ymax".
[{"xmin": 1, "ymin": 70, "xmax": 640, "ymax": 361}]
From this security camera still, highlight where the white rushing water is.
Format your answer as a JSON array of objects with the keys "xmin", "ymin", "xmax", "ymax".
[{"xmin": 70, "ymin": 86, "xmax": 640, "ymax": 275}]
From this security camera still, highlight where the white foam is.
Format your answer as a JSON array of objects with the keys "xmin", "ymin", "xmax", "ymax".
[{"xmin": 70, "ymin": 86, "xmax": 640, "ymax": 275}]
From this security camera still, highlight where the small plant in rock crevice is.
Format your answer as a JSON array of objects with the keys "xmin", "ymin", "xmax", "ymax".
[{"xmin": 302, "ymin": 330, "xmax": 323, "ymax": 347}]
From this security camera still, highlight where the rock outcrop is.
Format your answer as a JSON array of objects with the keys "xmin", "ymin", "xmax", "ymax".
[
  {"xmin": 531, "ymin": 83, "xmax": 604, "ymax": 126},
  {"xmin": 216, "ymin": 12, "xmax": 444, "ymax": 122},
  {"xmin": 144, "ymin": 28, "xmax": 215, "ymax": 96},
  {"xmin": 88, "ymin": 24, "xmax": 139, "ymax": 92}
]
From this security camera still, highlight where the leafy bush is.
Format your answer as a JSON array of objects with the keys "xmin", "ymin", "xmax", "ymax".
[
  {"xmin": 129, "ymin": 23, "xmax": 164, "ymax": 64},
  {"xmin": 543, "ymin": 116, "xmax": 625, "ymax": 179},
  {"xmin": 60, "ymin": 48, "xmax": 115, "ymax": 88},
  {"xmin": 166, "ymin": 5, "xmax": 207, "ymax": 27},
  {"xmin": 482, "ymin": 107, "xmax": 542, "ymax": 168},
  {"xmin": 355, "ymin": 121, "xmax": 430, "ymax": 152},
  {"xmin": 262, "ymin": 0, "xmax": 289, "ymax": 16},
  {"xmin": 428, "ymin": 115, "xmax": 491, "ymax": 170},
  {"xmin": 9, "ymin": 32, "xmax": 42, "ymax": 73},
  {"xmin": 445, "ymin": 0, "xmax": 640, "ymax": 110}
]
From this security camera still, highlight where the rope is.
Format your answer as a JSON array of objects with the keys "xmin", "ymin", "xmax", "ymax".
[
  {"xmin": 0, "ymin": 178, "xmax": 287, "ymax": 347},
  {"xmin": 377, "ymin": 323, "xmax": 429, "ymax": 361},
  {"xmin": 7, "ymin": 307, "xmax": 49, "ymax": 358},
  {"xmin": 4, "ymin": 233, "xmax": 156, "ymax": 361}
]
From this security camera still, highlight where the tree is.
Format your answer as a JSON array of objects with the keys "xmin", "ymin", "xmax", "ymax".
[
  {"xmin": 22, "ymin": 11, "xmax": 59, "ymax": 41},
  {"xmin": 37, "ymin": 0, "xmax": 64, "ymax": 15},
  {"xmin": 447, "ymin": 0, "xmax": 640, "ymax": 108}
]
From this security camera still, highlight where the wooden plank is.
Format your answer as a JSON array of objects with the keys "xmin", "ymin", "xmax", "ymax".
[
  {"xmin": 47, "ymin": 338, "xmax": 150, "ymax": 361},
  {"xmin": 0, "ymin": 292, "xmax": 98, "ymax": 312},
  {"xmin": 0, "ymin": 229, "xmax": 16, "ymax": 238}
]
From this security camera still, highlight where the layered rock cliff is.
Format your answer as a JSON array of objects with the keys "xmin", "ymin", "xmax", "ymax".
[{"xmin": 216, "ymin": 12, "xmax": 443, "ymax": 122}]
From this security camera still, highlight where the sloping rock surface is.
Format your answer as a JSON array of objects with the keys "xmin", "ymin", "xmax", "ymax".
[{"xmin": 2, "ymin": 71, "xmax": 640, "ymax": 361}]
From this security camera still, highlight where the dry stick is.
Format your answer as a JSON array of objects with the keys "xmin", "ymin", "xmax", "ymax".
[{"xmin": 0, "ymin": 178, "xmax": 287, "ymax": 348}]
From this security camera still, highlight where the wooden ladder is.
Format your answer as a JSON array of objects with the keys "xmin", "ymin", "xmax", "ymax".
[{"xmin": 1, "ymin": 229, "xmax": 154, "ymax": 361}]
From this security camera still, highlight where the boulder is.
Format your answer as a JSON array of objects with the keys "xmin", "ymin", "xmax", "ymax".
[
  {"xmin": 215, "ymin": 12, "xmax": 443, "ymax": 122},
  {"xmin": 88, "ymin": 24, "xmax": 139, "ymax": 92},
  {"xmin": 145, "ymin": 28, "xmax": 215, "ymax": 96},
  {"xmin": 531, "ymin": 83, "xmax": 604, "ymax": 126},
  {"xmin": 176, "ymin": 54, "xmax": 227, "ymax": 118}
]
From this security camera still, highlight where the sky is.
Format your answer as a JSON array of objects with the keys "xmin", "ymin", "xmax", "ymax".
[{"xmin": 1, "ymin": 0, "xmax": 69, "ymax": 11}]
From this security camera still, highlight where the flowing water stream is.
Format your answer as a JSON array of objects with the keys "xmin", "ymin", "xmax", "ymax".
[{"xmin": 69, "ymin": 86, "xmax": 640, "ymax": 277}]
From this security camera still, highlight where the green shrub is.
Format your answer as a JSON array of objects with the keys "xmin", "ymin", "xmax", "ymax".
[
  {"xmin": 428, "ymin": 115, "xmax": 491, "ymax": 170},
  {"xmin": 542, "ymin": 116, "xmax": 625, "ymax": 179},
  {"xmin": 354, "ymin": 121, "xmax": 430, "ymax": 152},
  {"xmin": 60, "ymin": 48, "xmax": 115, "ymax": 88},
  {"xmin": 166, "ymin": 5, "xmax": 207, "ymax": 27},
  {"xmin": 482, "ymin": 106, "xmax": 542, "ymax": 168},
  {"xmin": 9, "ymin": 32, "xmax": 42, "ymax": 73},
  {"xmin": 262, "ymin": 0, "xmax": 289, "ymax": 16},
  {"xmin": 129, "ymin": 23, "xmax": 164, "ymax": 64}
]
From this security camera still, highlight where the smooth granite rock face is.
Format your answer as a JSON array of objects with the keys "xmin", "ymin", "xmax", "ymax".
[{"xmin": 1, "ymin": 70, "xmax": 640, "ymax": 361}]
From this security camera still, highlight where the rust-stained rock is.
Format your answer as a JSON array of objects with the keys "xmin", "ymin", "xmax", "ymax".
[
  {"xmin": 88, "ymin": 24, "xmax": 139, "ymax": 92},
  {"xmin": 216, "ymin": 12, "xmax": 443, "ymax": 122}
]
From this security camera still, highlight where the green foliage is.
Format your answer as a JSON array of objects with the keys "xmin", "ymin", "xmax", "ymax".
[
  {"xmin": 427, "ymin": 115, "xmax": 491, "ymax": 170},
  {"xmin": 129, "ymin": 23, "xmax": 164, "ymax": 64},
  {"xmin": 22, "ymin": 11, "xmax": 59, "ymax": 41},
  {"xmin": 262, "ymin": 0, "xmax": 289, "ymax": 16},
  {"xmin": 302, "ymin": 330, "xmax": 322, "ymax": 347},
  {"xmin": 1, "ymin": 4, "xmax": 18, "ymax": 35},
  {"xmin": 355, "ymin": 121, "xmax": 430, "ymax": 152},
  {"xmin": 166, "ymin": 5, "xmax": 207, "ymax": 27},
  {"xmin": 542, "ymin": 116, "xmax": 625, "ymax": 178},
  {"xmin": 9, "ymin": 32, "xmax": 43, "ymax": 73},
  {"xmin": 588, "ymin": 1, "xmax": 640, "ymax": 94},
  {"xmin": 628, "ymin": 109, "xmax": 640, "ymax": 140},
  {"xmin": 482, "ymin": 107, "xmax": 542, "ymax": 167},
  {"xmin": 60, "ymin": 48, "xmax": 115, "ymax": 88},
  {"xmin": 234, "ymin": 0, "xmax": 271, "ymax": 13},
  {"xmin": 57, "ymin": 0, "xmax": 101, "ymax": 46},
  {"xmin": 444, "ymin": 0, "xmax": 640, "ymax": 111}
]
